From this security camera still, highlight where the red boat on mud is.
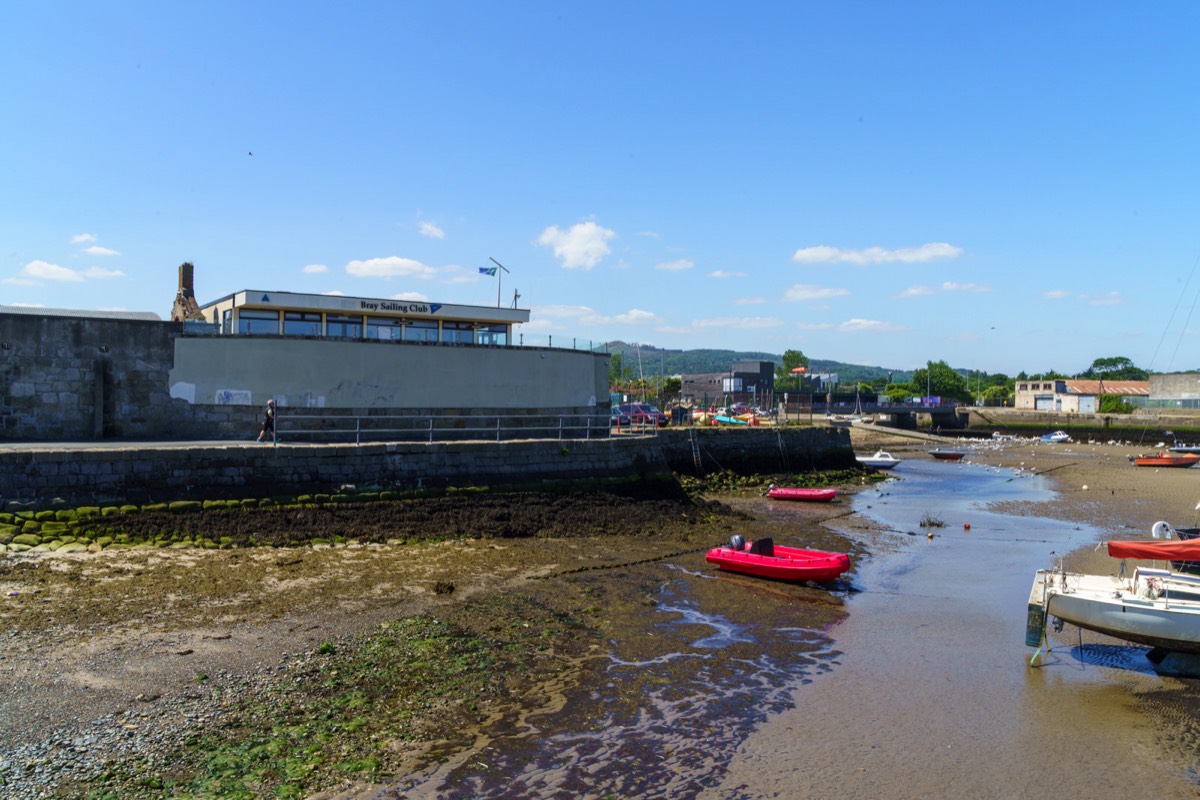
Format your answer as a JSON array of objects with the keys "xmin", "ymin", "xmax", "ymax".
[
  {"xmin": 705, "ymin": 536, "xmax": 851, "ymax": 583},
  {"xmin": 765, "ymin": 486, "xmax": 837, "ymax": 502},
  {"xmin": 1132, "ymin": 452, "xmax": 1200, "ymax": 468},
  {"xmin": 928, "ymin": 450, "xmax": 965, "ymax": 461}
]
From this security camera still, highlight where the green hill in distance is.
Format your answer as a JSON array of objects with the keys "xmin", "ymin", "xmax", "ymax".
[{"xmin": 606, "ymin": 341, "xmax": 915, "ymax": 385}]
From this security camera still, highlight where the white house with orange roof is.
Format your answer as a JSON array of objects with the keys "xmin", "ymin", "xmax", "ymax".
[{"xmin": 1013, "ymin": 379, "xmax": 1150, "ymax": 413}]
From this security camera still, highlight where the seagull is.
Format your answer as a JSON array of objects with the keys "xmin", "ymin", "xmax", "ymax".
[{"xmin": 248, "ymin": 151, "xmax": 253, "ymax": 156}]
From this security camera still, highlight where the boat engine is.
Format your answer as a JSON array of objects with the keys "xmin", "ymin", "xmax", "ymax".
[{"xmin": 728, "ymin": 534, "xmax": 745, "ymax": 551}]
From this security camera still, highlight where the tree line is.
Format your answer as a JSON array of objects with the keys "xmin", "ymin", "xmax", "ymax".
[{"xmin": 610, "ymin": 346, "xmax": 1152, "ymax": 411}]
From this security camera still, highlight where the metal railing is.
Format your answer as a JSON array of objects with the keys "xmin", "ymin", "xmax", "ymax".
[{"xmin": 276, "ymin": 412, "xmax": 658, "ymax": 445}]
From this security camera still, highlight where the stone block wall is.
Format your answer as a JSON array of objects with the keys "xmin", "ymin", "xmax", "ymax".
[
  {"xmin": 657, "ymin": 426, "xmax": 853, "ymax": 474},
  {"xmin": 0, "ymin": 314, "xmax": 180, "ymax": 440},
  {"xmin": 0, "ymin": 437, "xmax": 671, "ymax": 508}
]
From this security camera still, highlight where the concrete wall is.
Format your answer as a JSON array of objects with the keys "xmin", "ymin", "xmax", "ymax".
[
  {"xmin": 1151, "ymin": 373, "xmax": 1200, "ymax": 402},
  {"xmin": 0, "ymin": 438, "xmax": 671, "ymax": 507},
  {"xmin": 168, "ymin": 334, "xmax": 609, "ymax": 410},
  {"xmin": 0, "ymin": 427, "xmax": 855, "ymax": 509},
  {"xmin": 0, "ymin": 312, "xmax": 612, "ymax": 442},
  {"xmin": 658, "ymin": 426, "xmax": 853, "ymax": 475}
]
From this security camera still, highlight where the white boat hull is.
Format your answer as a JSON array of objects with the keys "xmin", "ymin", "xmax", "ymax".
[
  {"xmin": 1030, "ymin": 568, "xmax": 1200, "ymax": 653},
  {"xmin": 855, "ymin": 450, "xmax": 901, "ymax": 469}
]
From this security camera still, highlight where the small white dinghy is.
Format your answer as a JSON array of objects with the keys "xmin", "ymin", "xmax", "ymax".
[{"xmin": 855, "ymin": 449, "xmax": 901, "ymax": 469}]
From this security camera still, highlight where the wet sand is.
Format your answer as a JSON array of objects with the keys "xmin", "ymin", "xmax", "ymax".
[
  {"xmin": 705, "ymin": 428, "xmax": 1200, "ymax": 799},
  {"xmin": 6, "ymin": 428, "xmax": 1200, "ymax": 798}
]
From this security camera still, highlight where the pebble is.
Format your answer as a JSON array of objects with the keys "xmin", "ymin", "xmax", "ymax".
[{"xmin": 0, "ymin": 657, "xmax": 303, "ymax": 799}]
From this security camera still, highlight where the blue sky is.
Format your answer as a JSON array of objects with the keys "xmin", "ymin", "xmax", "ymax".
[{"xmin": 4, "ymin": 2, "xmax": 1200, "ymax": 376}]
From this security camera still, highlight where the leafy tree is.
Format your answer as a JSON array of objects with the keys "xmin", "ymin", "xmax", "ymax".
[
  {"xmin": 774, "ymin": 349, "xmax": 810, "ymax": 393},
  {"xmin": 1078, "ymin": 356, "xmax": 1148, "ymax": 381},
  {"xmin": 983, "ymin": 384, "xmax": 1012, "ymax": 405},
  {"xmin": 608, "ymin": 353, "xmax": 635, "ymax": 389},
  {"xmin": 1099, "ymin": 395, "xmax": 1135, "ymax": 414},
  {"xmin": 662, "ymin": 376, "xmax": 681, "ymax": 403},
  {"xmin": 910, "ymin": 360, "xmax": 971, "ymax": 402}
]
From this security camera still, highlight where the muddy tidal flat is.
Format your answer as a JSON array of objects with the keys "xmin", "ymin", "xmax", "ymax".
[{"xmin": 3, "ymin": 430, "xmax": 1200, "ymax": 798}]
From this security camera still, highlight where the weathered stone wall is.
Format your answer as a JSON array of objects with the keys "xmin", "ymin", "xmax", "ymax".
[
  {"xmin": 657, "ymin": 426, "xmax": 853, "ymax": 474},
  {"xmin": 0, "ymin": 314, "xmax": 179, "ymax": 440},
  {"xmin": 0, "ymin": 437, "xmax": 672, "ymax": 508}
]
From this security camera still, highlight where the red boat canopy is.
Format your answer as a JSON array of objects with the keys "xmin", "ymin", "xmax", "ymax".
[{"xmin": 1107, "ymin": 539, "xmax": 1200, "ymax": 561}]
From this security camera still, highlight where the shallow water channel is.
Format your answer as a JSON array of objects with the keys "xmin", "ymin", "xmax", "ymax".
[{"xmin": 377, "ymin": 462, "xmax": 1200, "ymax": 799}]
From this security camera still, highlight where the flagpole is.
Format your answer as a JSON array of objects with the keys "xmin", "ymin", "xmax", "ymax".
[{"xmin": 488, "ymin": 257, "xmax": 509, "ymax": 308}]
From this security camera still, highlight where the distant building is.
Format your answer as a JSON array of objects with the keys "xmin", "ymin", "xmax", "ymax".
[
  {"xmin": 1013, "ymin": 379, "xmax": 1149, "ymax": 413},
  {"xmin": 809, "ymin": 372, "xmax": 839, "ymax": 390},
  {"xmin": 680, "ymin": 360, "xmax": 775, "ymax": 407},
  {"xmin": 1147, "ymin": 373, "xmax": 1200, "ymax": 410}
]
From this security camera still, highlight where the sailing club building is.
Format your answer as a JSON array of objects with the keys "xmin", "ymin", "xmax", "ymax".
[{"xmin": 0, "ymin": 264, "xmax": 611, "ymax": 441}]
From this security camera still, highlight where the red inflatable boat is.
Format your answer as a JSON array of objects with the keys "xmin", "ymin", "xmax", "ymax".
[
  {"xmin": 705, "ymin": 537, "xmax": 850, "ymax": 583},
  {"xmin": 765, "ymin": 486, "xmax": 837, "ymax": 502}
]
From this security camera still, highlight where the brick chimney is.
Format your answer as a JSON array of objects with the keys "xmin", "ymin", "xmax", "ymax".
[{"xmin": 171, "ymin": 262, "xmax": 204, "ymax": 322}]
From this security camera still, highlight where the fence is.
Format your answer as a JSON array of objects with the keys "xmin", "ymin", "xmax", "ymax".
[{"xmin": 276, "ymin": 411, "xmax": 658, "ymax": 445}]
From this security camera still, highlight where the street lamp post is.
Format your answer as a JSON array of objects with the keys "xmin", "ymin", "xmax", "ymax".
[{"xmin": 790, "ymin": 366, "xmax": 807, "ymax": 422}]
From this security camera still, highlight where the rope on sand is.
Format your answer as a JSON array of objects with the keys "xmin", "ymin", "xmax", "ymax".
[
  {"xmin": 1029, "ymin": 462, "xmax": 1077, "ymax": 476},
  {"xmin": 528, "ymin": 545, "xmax": 711, "ymax": 579}
]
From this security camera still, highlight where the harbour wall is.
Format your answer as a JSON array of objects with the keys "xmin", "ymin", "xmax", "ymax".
[
  {"xmin": 0, "ymin": 311, "xmax": 608, "ymax": 442},
  {"xmin": 0, "ymin": 427, "xmax": 852, "ymax": 509}
]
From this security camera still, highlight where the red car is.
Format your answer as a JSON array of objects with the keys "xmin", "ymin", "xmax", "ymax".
[{"xmin": 619, "ymin": 403, "xmax": 669, "ymax": 426}]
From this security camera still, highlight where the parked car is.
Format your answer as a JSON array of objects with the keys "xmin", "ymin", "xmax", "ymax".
[
  {"xmin": 619, "ymin": 403, "xmax": 669, "ymax": 426},
  {"xmin": 610, "ymin": 406, "xmax": 632, "ymax": 427}
]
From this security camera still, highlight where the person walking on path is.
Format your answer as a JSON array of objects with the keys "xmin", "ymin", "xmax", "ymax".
[{"xmin": 256, "ymin": 398, "xmax": 276, "ymax": 443}]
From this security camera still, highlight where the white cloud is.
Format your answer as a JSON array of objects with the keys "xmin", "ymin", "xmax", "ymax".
[
  {"xmin": 900, "ymin": 281, "xmax": 989, "ymax": 298},
  {"xmin": 534, "ymin": 304, "xmax": 590, "ymax": 319},
  {"xmin": 609, "ymin": 309, "xmax": 659, "ymax": 325},
  {"xmin": 533, "ymin": 303, "xmax": 659, "ymax": 326},
  {"xmin": 419, "ymin": 221, "xmax": 445, "ymax": 239},
  {"xmin": 839, "ymin": 318, "xmax": 906, "ymax": 333},
  {"xmin": 636, "ymin": 231, "xmax": 661, "ymax": 239},
  {"xmin": 1085, "ymin": 291, "xmax": 1123, "ymax": 307},
  {"xmin": 83, "ymin": 267, "xmax": 124, "ymax": 279},
  {"xmin": 797, "ymin": 322, "xmax": 836, "ymax": 331},
  {"xmin": 345, "ymin": 256, "xmax": 436, "ymax": 279},
  {"xmin": 83, "ymin": 245, "xmax": 119, "ymax": 256},
  {"xmin": 303, "ymin": 264, "xmax": 328, "ymax": 274},
  {"xmin": 1043, "ymin": 290, "xmax": 1070, "ymax": 299},
  {"xmin": 783, "ymin": 284, "xmax": 850, "ymax": 301},
  {"xmin": 19, "ymin": 260, "xmax": 84, "ymax": 282},
  {"xmin": 792, "ymin": 242, "xmax": 963, "ymax": 265},
  {"xmin": 322, "ymin": 290, "xmax": 346, "ymax": 296},
  {"xmin": 71, "ymin": 233, "xmax": 97, "ymax": 244},
  {"xmin": 536, "ymin": 221, "xmax": 616, "ymax": 269},
  {"xmin": 692, "ymin": 316, "xmax": 782, "ymax": 330},
  {"xmin": 390, "ymin": 291, "xmax": 429, "ymax": 301},
  {"xmin": 710, "ymin": 270, "xmax": 748, "ymax": 279},
  {"xmin": 1, "ymin": 277, "xmax": 41, "ymax": 286},
  {"xmin": 655, "ymin": 259, "xmax": 694, "ymax": 272},
  {"xmin": 941, "ymin": 281, "xmax": 990, "ymax": 292}
]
